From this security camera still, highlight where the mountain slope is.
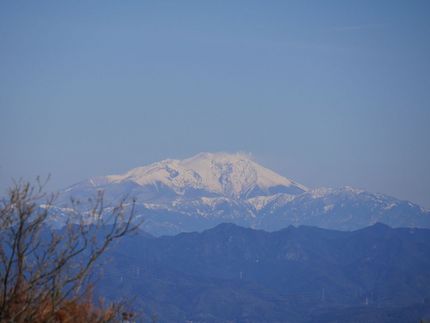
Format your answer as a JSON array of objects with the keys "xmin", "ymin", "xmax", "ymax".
[
  {"xmin": 105, "ymin": 152, "xmax": 307, "ymax": 198},
  {"xmin": 96, "ymin": 223, "xmax": 430, "ymax": 322},
  {"xmin": 57, "ymin": 152, "xmax": 430, "ymax": 235}
]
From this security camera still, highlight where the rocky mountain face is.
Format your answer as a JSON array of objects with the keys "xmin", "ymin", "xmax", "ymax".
[{"xmin": 57, "ymin": 152, "xmax": 430, "ymax": 235}]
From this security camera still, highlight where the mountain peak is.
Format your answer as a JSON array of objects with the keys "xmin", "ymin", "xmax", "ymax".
[{"xmin": 105, "ymin": 152, "xmax": 307, "ymax": 199}]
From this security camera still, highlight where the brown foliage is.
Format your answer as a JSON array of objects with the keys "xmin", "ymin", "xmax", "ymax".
[
  {"xmin": 5, "ymin": 287, "xmax": 120, "ymax": 322},
  {"xmin": 0, "ymin": 179, "xmax": 141, "ymax": 322}
]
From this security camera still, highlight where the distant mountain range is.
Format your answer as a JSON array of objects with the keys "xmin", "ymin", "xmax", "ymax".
[
  {"xmin": 96, "ymin": 223, "xmax": 430, "ymax": 322},
  {"xmin": 56, "ymin": 152, "xmax": 430, "ymax": 235}
]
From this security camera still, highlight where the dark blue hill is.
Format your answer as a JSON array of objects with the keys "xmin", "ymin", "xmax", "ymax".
[{"xmin": 96, "ymin": 223, "xmax": 430, "ymax": 322}]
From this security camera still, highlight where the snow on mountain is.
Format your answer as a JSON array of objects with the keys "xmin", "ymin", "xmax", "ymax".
[
  {"xmin": 56, "ymin": 152, "xmax": 430, "ymax": 235},
  {"xmin": 256, "ymin": 186, "xmax": 430, "ymax": 231},
  {"xmin": 105, "ymin": 152, "xmax": 307, "ymax": 198}
]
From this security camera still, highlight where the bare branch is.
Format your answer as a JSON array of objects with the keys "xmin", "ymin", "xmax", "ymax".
[{"xmin": 0, "ymin": 179, "xmax": 141, "ymax": 322}]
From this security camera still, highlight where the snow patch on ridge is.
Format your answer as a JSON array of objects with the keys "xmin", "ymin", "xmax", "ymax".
[{"xmin": 246, "ymin": 195, "xmax": 278, "ymax": 211}]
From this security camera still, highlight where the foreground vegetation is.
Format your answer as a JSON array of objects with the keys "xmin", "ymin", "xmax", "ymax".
[{"xmin": 0, "ymin": 179, "xmax": 140, "ymax": 322}]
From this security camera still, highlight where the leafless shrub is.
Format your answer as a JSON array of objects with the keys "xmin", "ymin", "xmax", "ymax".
[{"xmin": 0, "ymin": 178, "xmax": 141, "ymax": 322}]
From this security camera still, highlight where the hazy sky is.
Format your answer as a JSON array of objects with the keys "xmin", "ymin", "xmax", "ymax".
[{"xmin": 1, "ymin": 1, "xmax": 429, "ymax": 207}]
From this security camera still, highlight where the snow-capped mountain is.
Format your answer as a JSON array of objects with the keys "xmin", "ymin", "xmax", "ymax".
[
  {"xmin": 58, "ymin": 152, "xmax": 430, "ymax": 235},
  {"xmin": 107, "ymin": 152, "xmax": 306, "ymax": 198}
]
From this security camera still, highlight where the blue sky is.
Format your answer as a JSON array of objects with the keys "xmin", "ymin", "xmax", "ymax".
[{"xmin": 1, "ymin": 1, "xmax": 430, "ymax": 207}]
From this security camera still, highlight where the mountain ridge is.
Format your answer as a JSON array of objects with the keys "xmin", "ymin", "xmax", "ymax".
[
  {"xmin": 96, "ymin": 222, "xmax": 430, "ymax": 322},
  {"xmin": 57, "ymin": 152, "xmax": 430, "ymax": 235}
]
